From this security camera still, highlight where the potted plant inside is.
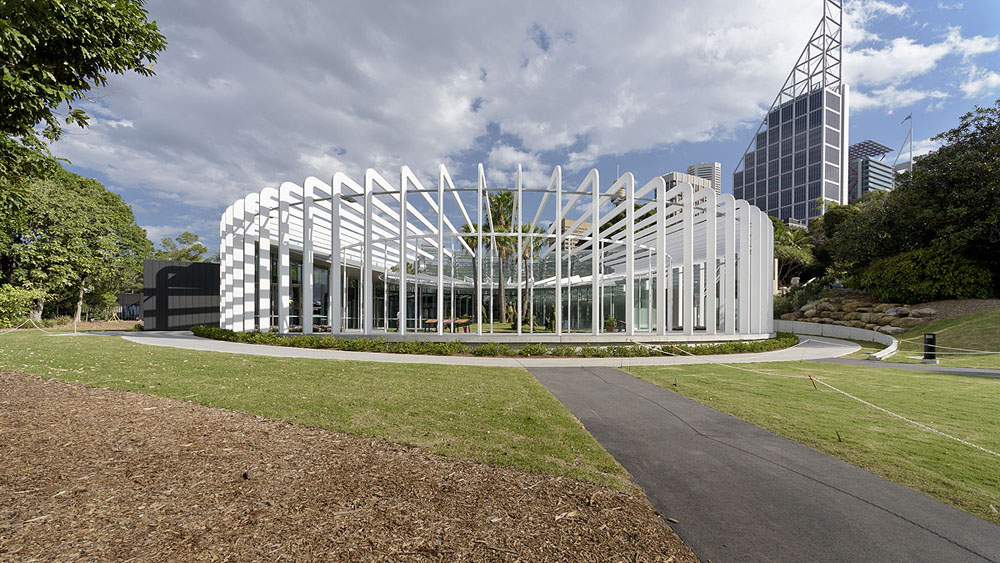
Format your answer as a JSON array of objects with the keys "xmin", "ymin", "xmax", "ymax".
[{"xmin": 604, "ymin": 315, "xmax": 617, "ymax": 332}]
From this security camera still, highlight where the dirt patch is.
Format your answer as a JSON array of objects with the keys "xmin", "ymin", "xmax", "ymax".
[
  {"xmin": 45, "ymin": 320, "xmax": 142, "ymax": 331},
  {"xmin": 0, "ymin": 371, "xmax": 696, "ymax": 561},
  {"xmin": 910, "ymin": 299, "xmax": 1000, "ymax": 320}
]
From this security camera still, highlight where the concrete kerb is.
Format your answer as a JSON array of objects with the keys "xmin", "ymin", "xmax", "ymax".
[
  {"xmin": 775, "ymin": 319, "xmax": 897, "ymax": 360},
  {"xmin": 110, "ymin": 330, "xmax": 861, "ymax": 367}
]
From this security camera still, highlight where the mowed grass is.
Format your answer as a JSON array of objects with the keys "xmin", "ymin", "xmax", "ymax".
[
  {"xmin": 0, "ymin": 331, "xmax": 627, "ymax": 488},
  {"xmin": 892, "ymin": 310, "xmax": 1000, "ymax": 369},
  {"xmin": 629, "ymin": 361, "xmax": 1000, "ymax": 525}
]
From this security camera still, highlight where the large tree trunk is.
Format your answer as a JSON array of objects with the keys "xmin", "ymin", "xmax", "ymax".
[
  {"xmin": 74, "ymin": 286, "xmax": 85, "ymax": 323},
  {"xmin": 30, "ymin": 300, "xmax": 43, "ymax": 322}
]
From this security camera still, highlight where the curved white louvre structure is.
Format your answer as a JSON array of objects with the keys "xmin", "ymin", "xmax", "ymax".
[{"xmin": 219, "ymin": 165, "xmax": 773, "ymax": 342}]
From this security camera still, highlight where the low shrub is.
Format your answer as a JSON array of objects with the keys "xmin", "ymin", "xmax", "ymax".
[
  {"xmin": 518, "ymin": 343, "xmax": 548, "ymax": 356},
  {"xmin": 473, "ymin": 342, "xmax": 514, "ymax": 356},
  {"xmin": 190, "ymin": 326, "xmax": 799, "ymax": 358},
  {"xmin": 0, "ymin": 285, "xmax": 47, "ymax": 329},
  {"xmin": 860, "ymin": 248, "xmax": 993, "ymax": 303}
]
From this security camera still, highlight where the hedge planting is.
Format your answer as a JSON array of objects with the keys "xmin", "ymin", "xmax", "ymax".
[
  {"xmin": 860, "ymin": 248, "xmax": 993, "ymax": 304},
  {"xmin": 191, "ymin": 325, "xmax": 799, "ymax": 358}
]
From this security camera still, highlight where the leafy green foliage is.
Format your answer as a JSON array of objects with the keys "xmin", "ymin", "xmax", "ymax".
[
  {"xmin": 773, "ymin": 277, "xmax": 833, "ymax": 316},
  {"xmin": 771, "ymin": 217, "xmax": 816, "ymax": 286},
  {"xmin": 0, "ymin": 166, "xmax": 150, "ymax": 318},
  {"xmin": 818, "ymin": 99, "xmax": 1000, "ymax": 294},
  {"xmin": 0, "ymin": 0, "xmax": 166, "ymax": 224},
  {"xmin": 151, "ymin": 231, "xmax": 213, "ymax": 262},
  {"xmin": 860, "ymin": 248, "xmax": 992, "ymax": 303},
  {"xmin": 0, "ymin": 284, "xmax": 47, "ymax": 327}
]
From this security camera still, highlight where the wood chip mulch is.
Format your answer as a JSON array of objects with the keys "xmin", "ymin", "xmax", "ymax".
[{"xmin": 0, "ymin": 371, "xmax": 697, "ymax": 561}]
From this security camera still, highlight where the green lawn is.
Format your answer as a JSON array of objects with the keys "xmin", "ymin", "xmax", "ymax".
[
  {"xmin": 891, "ymin": 310, "xmax": 1000, "ymax": 369},
  {"xmin": 629, "ymin": 361, "xmax": 1000, "ymax": 525},
  {"xmin": 0, "ymin": 331, "xmax": 627, "ymax": 488}
]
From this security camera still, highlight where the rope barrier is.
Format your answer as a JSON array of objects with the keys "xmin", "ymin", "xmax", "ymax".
[
  {"xmin": 898, "ymin": 337, "xmax": 1000, "ymax": 355},
  {"xmin": 629, "ymin": 337, "xmax": 1000, "ymax": 460}
]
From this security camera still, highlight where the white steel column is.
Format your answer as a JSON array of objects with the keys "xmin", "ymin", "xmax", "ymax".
[
  {"xmin": 516, "ymin": 164, "xmax": 523, "ymax": 335},
  {"xmin": 749, "ymin": 208, "xmax": 762, "ymax": 335},
  {"xmin": 399, "ymin": 171, "xmax": 408, "ymax": 335},
  {"xmin": 624, "ymin": 173, "xmax": 635, "ymax": 336},
  {"xmin": 232, "ymin": 197, "xmax": 245, "ymax": 332},
  {"xmin": 243, "ymin": 194, "xmax": 258, "ymax": 331},
  {"xmin": 722, "ymin": 195, "xmax": 737, "ymax": 335},
  {"xmin": 222, "ymin": 206, "xmax": 233, "ymax": 329},
  {"xmin": 554, "ymin": 166, "xmax": 562, "ymax": 336},
  {"xmin": 476, "ymin": 165, "xmax": 484, "ymax": 335},
  {"xmin": 704, "ymin": 189, "xmax": 718, "ymax": 335},
  {"xmin": 656, "ymin": 178, "xmax": 667, "ymax": 336},
  {"xmin": 258, "ymin": 189, "xmax": 276, "ymax": 332},
  {"xmin": 436, "ymin": 166, "xmax": 445, "ymax": 336},
  {"xmin": 330, "ymin": 175, "xmax": 343, "ymax": 334},
  {"xmin": 591, "ymin": 170, "xmax": 601, "ymax": 335},
  {"xmin": 681, "ymin": 183, "xmax": 694, "ymax": 336},
  {"xmin": 278, "ymin": 184, "xmax": 292, "ymax": 334},
  {"xmin": 362, "ymin": 174, "xmax": 373, "ymax": 335},
  {"xmin": 736, "ymin": 200, "xmax": 751, "ymax": 334},
  {"xmin": 302, "ymin": 184, "xmax": 314, "ymax": 335}
]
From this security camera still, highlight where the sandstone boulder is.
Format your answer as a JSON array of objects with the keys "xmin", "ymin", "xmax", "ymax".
[
  {"xmin": 891, "ymin": 317, "xmax": 925, "ymax": 329},
  {"xmin": 874, "ymin": 303, "xmax": 902, "ymax": 313},
  {"xmin": 885, "ymin": 307, "xmax": 910, "ymax": 317},
  {"xmin": 879, "ymin": 325, "xmax": 906, "ymax": 335},
  {"xmin": 908, "ymin": 308, "xmax": 937, "ymax": 318},
  {"xmin": 780, "ymin": 313, "xmax": 798, "ymax": 321}
]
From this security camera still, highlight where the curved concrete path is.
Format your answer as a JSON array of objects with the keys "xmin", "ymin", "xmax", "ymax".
[
  {"xmin": 530, "ymin": 366, "xmax": 1000, "ymax": 563},
  {"xmin": 111, "ymin": 331, "xmax": 859, "ymax": 366}
]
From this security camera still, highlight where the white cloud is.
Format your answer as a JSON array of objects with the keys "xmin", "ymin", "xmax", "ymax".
[
  {"xmin": 850, "ymin": 85, "xmax": 948, "ymax": 109},
  {"xmin": 47, "ymin": 0, "xmax": 999, "ymax": 247},
  {"xmin": 960, "ymin": 65, "xmax": 1000, "ymax": 98},
  {"xmin": 846, "ymin": 27, "xmax": 999, "ymax": 88},
  {"xmin": 937, "ymin": 2, "xmax": 963, "ymax": 10}
]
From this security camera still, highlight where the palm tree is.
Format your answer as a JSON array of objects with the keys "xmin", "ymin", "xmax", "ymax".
[{"xmin": 486, "ymin": 190, "xmax": 515, "ymax": 323}]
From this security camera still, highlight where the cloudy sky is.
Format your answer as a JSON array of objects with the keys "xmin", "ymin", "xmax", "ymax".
[{"xmin": 53, "ymin": 0, "xmax": 1000, "ymax": 251}]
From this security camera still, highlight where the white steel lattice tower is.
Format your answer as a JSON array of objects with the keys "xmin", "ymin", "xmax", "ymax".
[
  {"xmin": 219, "ymin": 165, "xmax": 774, "ymax": 342},
  {"xmin": 733, "ymin": 0, "xmax": 848, "ymax": 223}
]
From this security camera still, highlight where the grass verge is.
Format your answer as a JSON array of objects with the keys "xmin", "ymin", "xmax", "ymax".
[
  {"xmin": 629, "ymin": 361, "xmax": 1000, "ymax": 525},
  {"xmin": 0, "ymin": 331, "xmax": 627, "ymax": 488}
]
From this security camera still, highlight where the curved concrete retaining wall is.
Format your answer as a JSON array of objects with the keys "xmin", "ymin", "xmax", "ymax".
[{"xmin": 774, "ymin": 319, "xmax": 897, "ymax": 360}]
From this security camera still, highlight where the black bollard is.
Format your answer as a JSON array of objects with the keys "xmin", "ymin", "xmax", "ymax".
[{"xmin": 922, "ymin": 333, "xmax": 939, "ymax": 364}]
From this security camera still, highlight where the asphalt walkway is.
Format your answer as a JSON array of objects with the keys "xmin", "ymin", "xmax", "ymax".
[
  {"xmin": 112, "ymin": 331, "xmax": 860, "ymax": 367},
  {"xmin": 817, "ymin": 357, "xmax": 1000, "ymax": 378},
  {"xmin": 529, "ymin": 366, "xmax": 1000, "ymax": 563}
]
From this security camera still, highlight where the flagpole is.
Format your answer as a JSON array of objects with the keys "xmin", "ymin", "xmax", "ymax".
[{"xmin": 909, "ymin": 115, "xmax": 913, "ymax": 174}]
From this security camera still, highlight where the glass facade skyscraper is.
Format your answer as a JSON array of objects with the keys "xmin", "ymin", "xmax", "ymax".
[{"xmin": 733, "ymin": 0, "xmax": 847, "ymax": 223}]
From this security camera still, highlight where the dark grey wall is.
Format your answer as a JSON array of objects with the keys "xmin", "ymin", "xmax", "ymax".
[{"xmin": 142, "ymin": 260, "xmax": 220, "ymax": 330}]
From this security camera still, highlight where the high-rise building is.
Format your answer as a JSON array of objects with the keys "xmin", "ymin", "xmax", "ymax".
[
  {"xmin": 662, "ymin": 171, "xmax": 714, "ymax": 195},
  {"xmin": 686, "ymin": 162, "xmax": 722, "ymax": 194},
  {"xmin": 847, "ymin": 140, "xmax": 894, "ymax": 202},
  {"xmin": 733, "ymin": 0, "xmax": 848, "ymax": 223}
]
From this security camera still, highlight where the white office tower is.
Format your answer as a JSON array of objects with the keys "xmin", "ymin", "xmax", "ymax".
[
  {"xmin": 686, "ymin": 162, "xmax": 722, "ymax": 195},
  {"xmin": 733, "ymin": 0, "xmax": 849, "ymax": 223}
]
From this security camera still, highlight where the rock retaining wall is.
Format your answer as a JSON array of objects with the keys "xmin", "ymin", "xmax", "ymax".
[{"xmin": 777, "ymin": 297, "xmax": 937, "ymax": 335}]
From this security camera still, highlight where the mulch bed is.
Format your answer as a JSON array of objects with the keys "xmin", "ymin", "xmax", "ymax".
[{"xmin": 0, "ymin": 371, "xmax": 696, "ymax": 561}]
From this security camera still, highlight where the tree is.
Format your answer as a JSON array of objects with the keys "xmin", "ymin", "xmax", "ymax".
[
  {"xmin": 152, "ymin": 231, "xmax": 212, "ymax": 262},
  {"xmin": 486, "ymin": 190, "xmax": 516, "ymax": 323},
  {"xmin": 770, "ymin": 217, "xmax": 815, "ymax": 286},
  {"xmin": 817, "ymin": 98, "xmax": 1000, "ymax": 294},
  {"xmin": 0, "ymin": 166, "xmax": 151, "ymax": 321},
  {"xmin": 0, "ymin": 0, "xmax": 167, "ymax": 224}
]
